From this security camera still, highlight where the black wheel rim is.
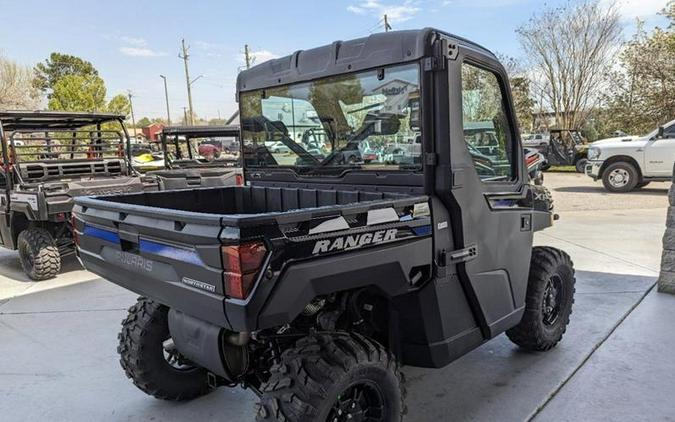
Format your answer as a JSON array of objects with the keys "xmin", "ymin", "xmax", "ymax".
[
  {"xmin": 542, "ymin": 275, "xmax": 564, "ymax": 326},
  {"xmin": 327, "ymin": 381, "xmax": 385, "ymax": 422}
]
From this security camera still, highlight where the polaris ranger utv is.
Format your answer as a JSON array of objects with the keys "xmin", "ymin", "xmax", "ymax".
[
  {"xmin": 0, "ymin": 111, "xmax": 143, "ymax": 280},
  {"xmin": 73, "ymin": 29, "xmax": 575, "ymax": 421},
  {"xmin": 147, "ymin": 125, "xmax": 241, "ymax": 190}
]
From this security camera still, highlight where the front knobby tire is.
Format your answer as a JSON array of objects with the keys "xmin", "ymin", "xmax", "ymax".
[
  {"xmin": 118, "ymin": 297, "xmax": 212, "ymax": 401},
  {"xmin": 17, "ymin": 227, "xmax": 60, "ymax": 281},
  {"xmin": 507, "ymin": 247, "xmax": 575, "ymax": 351},
  {"xmin": 256, "ymin": 332, "xmax": 406, "ymax": 422}
]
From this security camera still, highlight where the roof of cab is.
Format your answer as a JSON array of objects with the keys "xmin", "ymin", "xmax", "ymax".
[
  {"xmin": 236, "ymin": 28, "xmax": 495, "ymax": 93},
  {"xmin": 0, "ymin": 110, "xmax": 126, "ymax": 131}
]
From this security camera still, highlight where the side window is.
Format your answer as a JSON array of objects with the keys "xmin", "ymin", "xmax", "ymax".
[
  {"xmin": 665, "ymin": 124, "xmax": 675, "ymax": 139},
  {"xmin": 461, "ymin": 63, "xmax": 514, "ymax": 182}
]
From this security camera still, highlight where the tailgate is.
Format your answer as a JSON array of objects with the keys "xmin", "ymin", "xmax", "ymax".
[{"xmin": 73, "ymin": 197, "xmax": 231, "ymax": 327}]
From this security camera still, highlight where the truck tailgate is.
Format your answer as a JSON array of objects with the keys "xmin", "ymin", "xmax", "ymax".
[{"xmin": 73, "ymin": 201, "xmax": 230, "ymax": 327}]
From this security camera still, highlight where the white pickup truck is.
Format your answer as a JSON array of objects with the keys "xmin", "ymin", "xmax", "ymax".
[{"xmin": 585, "ymin": 119, "xmax": 675, "ymax": 192}]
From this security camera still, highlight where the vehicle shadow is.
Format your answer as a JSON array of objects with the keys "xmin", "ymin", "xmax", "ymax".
[{"xmin": 404, "ymin": 269, "xmax": 656, "ymax": 422}]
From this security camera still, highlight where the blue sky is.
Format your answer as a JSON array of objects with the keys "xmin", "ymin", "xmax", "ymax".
[{"xmin": 0, "ymin": 0, "xmax": 668, "ymax": 121}]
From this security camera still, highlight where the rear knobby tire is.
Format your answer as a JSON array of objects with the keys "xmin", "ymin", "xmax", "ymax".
[
  {"xmin": 17, "ymin": 227, "xmax": 60, "ymax": 281},
  {"xmin": 507, "ymin": 246, "xmax": 575, "ymax": 351},
  {"xmin": 117, "ymin": 297, "xmax": 212, "ymax": 401},
  {"xmin": 256, "ymin": 332, "xmax": 405, "ymax": 422}
]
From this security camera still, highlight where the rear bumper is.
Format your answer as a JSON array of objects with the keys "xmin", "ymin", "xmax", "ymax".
[
  {"xmin": 78, "ymin": 246, "xmax": 232, "ymax": 328},
  {"xmin": 585, "ymin": 160, "xmax": 603, "ymax": 180}
]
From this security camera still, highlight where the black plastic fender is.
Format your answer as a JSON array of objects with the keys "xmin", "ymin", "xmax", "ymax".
[{"xmin": 249, "ymin": 237, "xmax": 432, "ymax": 330}]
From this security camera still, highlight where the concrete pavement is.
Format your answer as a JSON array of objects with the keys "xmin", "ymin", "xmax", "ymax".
[{"xmin": 0, "ymin": 174, "xmax": 672, "ymax": 421}]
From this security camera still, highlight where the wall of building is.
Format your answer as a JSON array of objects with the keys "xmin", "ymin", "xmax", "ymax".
[{"xmin": 658, "ymin": 164, "xmax": 675, "ymax": 294}]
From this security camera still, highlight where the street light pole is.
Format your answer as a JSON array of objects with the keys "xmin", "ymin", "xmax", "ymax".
[{"xmin": 159, "ymin": 75, "xmax": 171, "ymax": 126}]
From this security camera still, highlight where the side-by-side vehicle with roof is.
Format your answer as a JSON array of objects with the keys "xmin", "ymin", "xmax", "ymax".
[
  {"xmin": 73, "ymin": 29, "xmax": 575, "ymax": 421},
  {"xmin": 0, "ymin": 111, "xmax": 143, "ymax": 280}
]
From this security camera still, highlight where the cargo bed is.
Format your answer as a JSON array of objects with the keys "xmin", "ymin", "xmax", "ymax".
[{"xmin": 73, "ymin": 185, "xmax": 430, "ymax": 328}]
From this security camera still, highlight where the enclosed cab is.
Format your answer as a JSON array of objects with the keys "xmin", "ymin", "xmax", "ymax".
[{"xmin": 74, "ymin": 29, "xmax": 575, "ymax": 421}]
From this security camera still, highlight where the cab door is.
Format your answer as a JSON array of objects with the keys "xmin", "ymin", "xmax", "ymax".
[
  {"xmin": 440, "ymin": 44, "xmax": 533, "ymax": 338},
  {"xmin": 0, "ymin": 128, "xmax": 10, "ymax": 247},
  {"xmin": 644, "ymin": 124, "xmax": 675, "ymax": 176}
]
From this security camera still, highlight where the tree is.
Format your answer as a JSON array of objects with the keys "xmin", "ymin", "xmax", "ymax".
[
  {"xmin": 498, "ymin": 54, "xmax": 535, "ymax": 132},
  {"xmin": 47, "ymin": 74, "xmax": 106, "ymax": 112},
  {"xmin": 0, "ymin": 54, "xmax": 41, "ymax": 109},
  {"xmin": 601, "ymin": 2, "xmax": 675, "ymax": 135},
  {"xmin": 517, "ymin": 0, "xmax": 622, "ymax": 130},
  {"xmin": 106, "ymin": 94, "xmax": 131, "ymax": 116},
  {"xmin": 135, "ymin": 117, "xmax": 152, "ymax": 128},
  {"xmin": 33, "ymin": 53, "xmax": 98, "ymax": 97}
]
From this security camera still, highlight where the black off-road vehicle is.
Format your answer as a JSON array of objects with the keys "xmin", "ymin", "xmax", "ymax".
[
  {"xmin": 0, "ymin": 111, "xmax": 143, "ymax": 280},
  {"xmin": 73, "ymin": 29, "xmax": 575, "ymax": 421},
  {"xmin": 148, "ymin": 125, "xmax": 241, "ymax": 190}
]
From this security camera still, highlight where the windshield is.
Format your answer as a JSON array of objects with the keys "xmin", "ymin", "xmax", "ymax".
[
  {"xmin": 164, "ymin": 135, "xmax": 239, "ymax": 166},
  {"xmin": 239, "ymin": 63, "xmax": 421, "ymax": 173}
]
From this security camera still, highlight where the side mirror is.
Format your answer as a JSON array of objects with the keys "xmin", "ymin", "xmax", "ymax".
[{"xmin": 657, "ymin": 126, "xmax": 665, "ymax": 139}]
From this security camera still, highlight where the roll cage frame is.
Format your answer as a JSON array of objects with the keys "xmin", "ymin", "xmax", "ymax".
[{"xmin": 0, "ymin": 111, "xmax": 134, "ymax": 189}]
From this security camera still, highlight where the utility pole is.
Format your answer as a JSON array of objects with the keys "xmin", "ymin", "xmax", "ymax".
[
  {"xmin": 244, "ymin": 44, "xmax": 252, "ymax": 69},
  {"xmin": 182, "ymin": 107, "xmax": 188, "ymax": 125},
  {"xmin": 179, "ymin": 39, "xmax": 195, "ymax": 125},
  {"xmin": 384, "ymin": 14, "xmax": 391, "ymax": 32},
  {"xmin": 127, "ymin": 91, "xmax": 137, "ymax": 132},
  {"xmin": 159, "ymin": 75, "xmax": 171, "ymax": 125}
]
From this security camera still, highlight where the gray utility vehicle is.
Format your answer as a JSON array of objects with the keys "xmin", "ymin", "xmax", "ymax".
[
  {"xmin": 149, "ymin": 125, "xmax": 241, "ymax": 190},
  {"xmin": 73, "ymin": 29, "xmax": 575, "ymax": 422},
  {"xmin": 0, "ymin": 111, "xmax": 143, "ymax": 280}
]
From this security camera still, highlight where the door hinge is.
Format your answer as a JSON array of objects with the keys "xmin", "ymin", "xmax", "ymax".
[
  {"xmin": 423, "ymin": 56, "xmax": 445, "ymax": 72},
  {"xmin": 424, "ymin": 38, "xmax": 459, "ymax": 72}
]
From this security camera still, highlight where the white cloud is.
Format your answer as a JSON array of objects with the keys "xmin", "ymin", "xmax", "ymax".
[
  {"xmin": 347, "ymin": 0, "xmax": 420, "ymax": 23},
  {"xmin": 237, "ymin": 49, "xmax": 280, "ymax": 66},
  {"xmin": 602, "ymin": 0, "xmax": 665, "ymax": 20},
  {"xmin": 119, "ymin": 47, "xmax": 167, "ymax": 57},
  {"xmin": 120, "ymin": 36, "xmax": 147, "ymax": 47}
]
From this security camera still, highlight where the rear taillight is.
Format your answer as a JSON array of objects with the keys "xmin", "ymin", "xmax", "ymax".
[{"xmin": 221, "ymin": 241, "xmax": 267, "ymax": 299}]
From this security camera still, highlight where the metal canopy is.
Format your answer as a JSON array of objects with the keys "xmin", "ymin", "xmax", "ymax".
[
  {"xmin": 161, "ymin": 125, "xmax": 240, "ymax": 138},
  {"xmin": 0, "ymin": 110, "xmax": 126, "ymax": 131}
]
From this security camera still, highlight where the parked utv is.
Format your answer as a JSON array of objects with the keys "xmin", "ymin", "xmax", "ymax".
[
  {"xmin": 539, "ymin": 128, "xmax": 588, "ymax": 172},
  {"xmin": 147, "ymin": 125, "xmax": 241, "ymax": 190},
  {"xmin": 0, "ymin": 111, "xmax": 143, "ymax": 280},
  {"xmin": 73, "ymin": 29, "xmax": 575, "ymax": 421}
]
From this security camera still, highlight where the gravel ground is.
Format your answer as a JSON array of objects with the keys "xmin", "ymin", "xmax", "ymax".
[{"xmin": 543, "ymin": 172, "xmax": 671, "ymax": 212}]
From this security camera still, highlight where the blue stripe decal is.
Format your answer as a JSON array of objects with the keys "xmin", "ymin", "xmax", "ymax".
[
  {"xmin": 139, "ymin": 239, "xmax": 205, "ymax": 266},
  {"xmin": 412, "ymin": 225, "xmax": 432, "ymax": 236},
  {"xmin": 83, "ymin": 225, "xmax": 120, "ymax": 243}
]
